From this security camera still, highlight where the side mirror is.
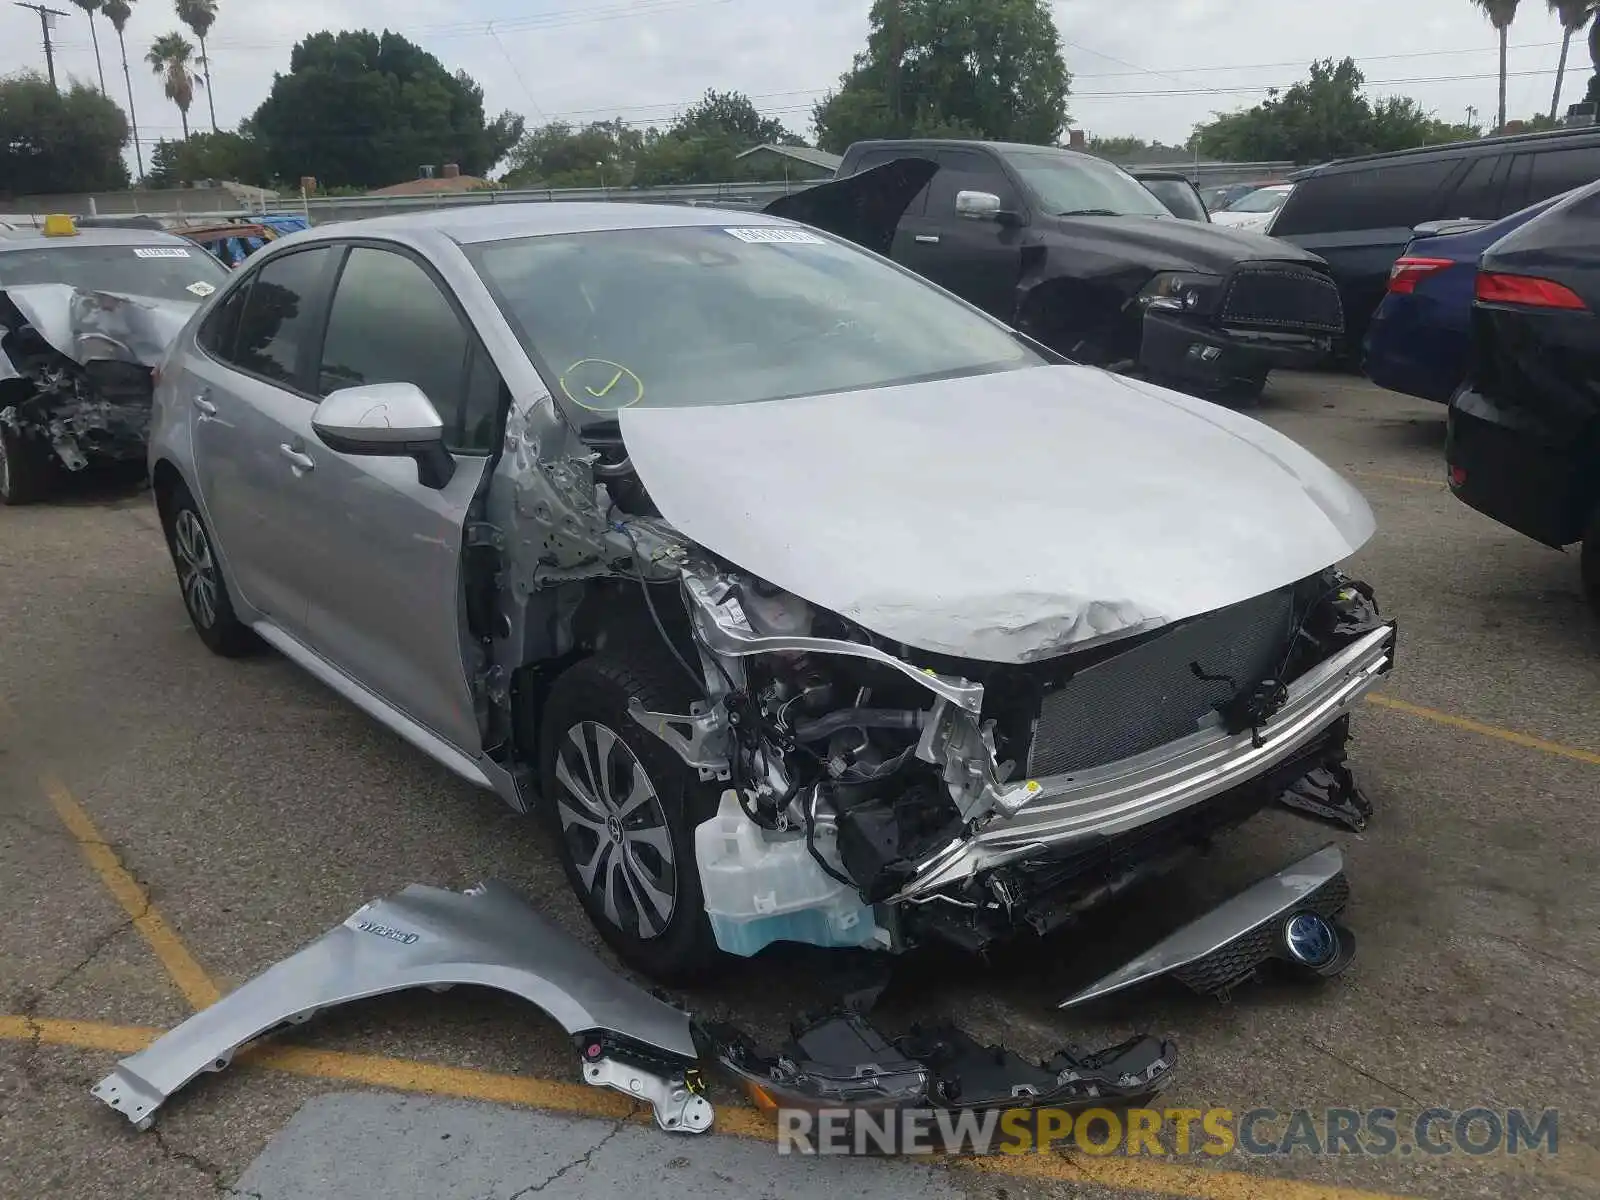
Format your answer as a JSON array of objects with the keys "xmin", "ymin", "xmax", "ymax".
[
  {"xmin": 312, "ymin": 381, "xmax": 456, "ymax": 490},
  {"xmin": 955, "ymin": 189, "xmax": 1019, "ymax": 226}
]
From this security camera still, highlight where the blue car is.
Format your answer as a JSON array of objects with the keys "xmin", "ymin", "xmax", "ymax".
[{"xmin": 1363, "ymin": 192, "xmax": 1572, "ymax": 403}]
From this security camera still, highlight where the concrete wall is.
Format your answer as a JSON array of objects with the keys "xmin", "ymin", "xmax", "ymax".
[{"xmin": 0, "ymin": 185, "xmax": 275, "ymax": 222}]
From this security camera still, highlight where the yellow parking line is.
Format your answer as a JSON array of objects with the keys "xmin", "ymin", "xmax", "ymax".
[
  {"xmin": 41, "ymin": 776, "xmax": 223, "ymax": 1011},
  {"xmin": 1347, "ymin": 469, "xmax": 1445, "ymax": 488},
  {"xmin": 0, "ymin": 1014, "xmax": 1418, "ymax": 1200},
  {"xmin": 1365, "ymin": 695, "xmax": 1600, "ymax": 766}
]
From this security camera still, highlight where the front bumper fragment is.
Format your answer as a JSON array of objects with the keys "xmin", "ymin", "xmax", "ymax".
[
  {"xmin": 713, "ymin": 1010, "xmax": 1176, "ymax": 1116},
  {"xmin": 1140, "ymin": 309, "xmax": 1332, "ymax": 386},
  {"xmin": 1059, "ymin": 843, "xmax": 1352, "ymax": 1007},
  {"xmin": 90, "ymin": 882, "xmax": 712, "ymax": 1134},
  {"xmin": 896, "ymin": 623, "xmax": 1395, "ymax": 899}
]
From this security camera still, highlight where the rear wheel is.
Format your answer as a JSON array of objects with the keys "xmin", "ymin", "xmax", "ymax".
[
  {"xmin": 158, "ymin": 479, "xmax": 260, "ymax": 657},
  {"xmin": 539, "ymin": 652, "xmax": 725, "ymax": 984},
  {"xmin": 1582, "ymin": 503, "xmax": 1600, "ymax": 616},
  {"xmin": 0, "ymin": 423, "xmax": 52, "ymax": 505}
]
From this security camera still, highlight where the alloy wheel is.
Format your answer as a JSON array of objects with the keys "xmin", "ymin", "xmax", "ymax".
[
  {"xmin": 172, "ymin": 508, "xmax": 219, "ymax": 629},
  {"xmin": 553, "ymin": 721, "xmax": 678, "ymax": 940}
]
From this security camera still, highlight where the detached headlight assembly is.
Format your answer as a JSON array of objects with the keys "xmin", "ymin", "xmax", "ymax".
[{"xmin": 1138, "ymin": 271, "xmax": 1222, "ymax": 314}]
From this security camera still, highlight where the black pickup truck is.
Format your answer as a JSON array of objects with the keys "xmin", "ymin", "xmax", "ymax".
[{"xmin": 766, "ymin": 139, "xmax": 1345, "ymax": 401}]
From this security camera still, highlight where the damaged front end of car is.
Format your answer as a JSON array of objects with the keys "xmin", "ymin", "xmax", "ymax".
[{"xmin": 0, "ymin": 283, "xmax": 194, "ymax": 499}]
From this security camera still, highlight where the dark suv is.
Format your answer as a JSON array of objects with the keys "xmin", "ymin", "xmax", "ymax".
[
  {"xmin": 1270, "ymin": 126, "xmax": 1600, "ymax": 351},
  {"xmin": 766, "ymin": 139, "xmax": 1345, "ymax": 401}
]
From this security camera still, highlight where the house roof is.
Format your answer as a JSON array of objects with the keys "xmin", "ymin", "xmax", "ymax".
[
  {"xmin": 366, "ymin": 175, "xmax": 491, "ymax": 197},
  {"xmin": 735, "ymin": 144, "xmax": 843, "ymax": 172}
]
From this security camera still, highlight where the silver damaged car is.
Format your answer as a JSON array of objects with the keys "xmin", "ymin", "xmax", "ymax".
[{"xmin": 148, "ymin": 203, "xmax": 1395, "ymax": 1003}]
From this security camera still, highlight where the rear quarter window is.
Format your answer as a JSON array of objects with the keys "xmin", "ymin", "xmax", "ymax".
[
  {"xmin": 1512, "ymin": 143, "xmax": 1600, "ymax": 210},
  {"xmin": 1272, "ymin": 158, "xmax": 1458, "ymax": 236}
]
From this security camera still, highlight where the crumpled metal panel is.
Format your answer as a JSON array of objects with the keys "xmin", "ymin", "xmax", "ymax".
[
  {"xmin": 91, "ymin": 882, "xmax": 703, "ymax": 1130},
  {"xmin": 619, "ymin": 364, "xmax": 1375, "ymax": 663},
  {"xmin": 1, "ymin": 283, "xmax": 196, "ymax": 371}
]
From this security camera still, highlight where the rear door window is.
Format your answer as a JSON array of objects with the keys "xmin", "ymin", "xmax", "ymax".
[
  {"xmin": 1510, "ymin": 144, "xmax": 1600, "ymax": 210},
  {"xmin": 1272, "ymin": 158, "xmax": 1458, "ymax": 235},
  {"xmin": 1441, "ymin": 154, "xmax": 1507, "ymax": 219},
  {"xmin": 226, "ymin": 246, "xmax": 337, "ymax": 388}
]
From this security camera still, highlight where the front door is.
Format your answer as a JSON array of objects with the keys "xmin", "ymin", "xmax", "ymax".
[
  {"xmin": 894, "ymin": 148, "xmax": 1026, "ymax": 319},
  {"xmin": 187, "ymin": 244, "xmax": 341, "ymax": 637},
  {"xmin": 298, "ymin": 243, "xmax": 505, "ymax": 758}
]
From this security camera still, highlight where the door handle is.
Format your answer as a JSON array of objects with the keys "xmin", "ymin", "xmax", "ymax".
[
  {"xmin": 192, "ymin": 394, "xmax": 217, "ymax": 417},
  {"xmin": 278, "ymin": 443, "xmax": 315, "ymax": 472},
  {"xmin": 914, "ymin": 234, "xmax": 941, "ymax": 244}
]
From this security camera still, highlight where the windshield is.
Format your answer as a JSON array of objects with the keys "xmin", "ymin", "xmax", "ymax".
[
  {"xmin": 1000, "ymin": 149, "xmax": 1171, "ymax": 218},
  {"xmin": 467, "ymin": 225, "xmax": 1045, "ymax": 418},
  {"xmin": 0, "ymin": 243, "xmax": 230, "ymax": 302},
  {"xmin": 1226, "ymin": 187, "xmax": 1291, "ymax": 214},
  {"xmin": 1139, "ymin": 179, "xmax": 1209, "ymax": 222}
]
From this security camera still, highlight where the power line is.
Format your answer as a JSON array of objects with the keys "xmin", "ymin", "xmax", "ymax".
[{"xmin": 13, "ymin": 1, "xmax": 70, "ymax": 90}]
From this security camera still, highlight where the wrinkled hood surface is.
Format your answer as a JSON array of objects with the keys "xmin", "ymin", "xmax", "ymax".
[
  {"xmin": 1031, "ymin": 212, "xmax": 1319, "ymax": 274},
  {"xmin": 620, "ymin": 366, "xmax": 1375, "ymax": 664},
  {"xmin": 0, "ymin": 283, "xmax": 198, "ymax": 381}
]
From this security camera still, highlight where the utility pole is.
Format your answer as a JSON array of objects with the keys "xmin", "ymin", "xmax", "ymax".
[{"xmin": 14, "ymin": 2, "xmax": 70, "ymax": 91}]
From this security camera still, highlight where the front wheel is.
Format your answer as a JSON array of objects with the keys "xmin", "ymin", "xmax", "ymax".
[
  {"xmin": 539, "ymin": 654, "xmax": 725, "ymax": 985},
  {"xmin": 0, "ymin": 423, "xmax": 52, "ymax": 505}
]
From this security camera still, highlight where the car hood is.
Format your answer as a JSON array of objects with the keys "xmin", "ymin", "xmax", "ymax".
[
  {"xmin": 1033, "ymin": 212, "xmax": 1316, "ymax": 273},
  {"xmin": 762, "ymin": 159, "xmax": 941, "ymax": 257},
  {"xmin": 0, "ymin": 282, "xmax": 199, "ymax": 381},
  {"xmin": 619, "ymin": 365, "xmax": 1375, "ymax": 664}
]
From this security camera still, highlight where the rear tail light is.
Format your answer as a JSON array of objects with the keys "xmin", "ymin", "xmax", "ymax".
[
  {"xmin": 1386, "ymin": 257, "xmax": 1455, "ymax": 295},
  {"xmin": 1449, "ymin": 465, "xmax": 1467, "ymax": 488},
  {"xmin": 1474, "ymin": 272, "xmax": 1588, "ymax": 310}
]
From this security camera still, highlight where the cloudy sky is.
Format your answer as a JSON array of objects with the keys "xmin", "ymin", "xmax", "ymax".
[{"xmin": 2, "ymin": 0, "xmax": 1590, "ymax": 164}]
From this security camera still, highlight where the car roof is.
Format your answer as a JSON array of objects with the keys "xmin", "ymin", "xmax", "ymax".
[
  {"xmin": 846, "ymin": 138, "xmax": 1102, "ymax": 163},
  {"xmin": 1291, "ymin": 125, "xmax": 1600, "ymax": 179},
  {"xmin": 0, "ymin": 226, "xmax": 197, "ymax": 253},
  {"xmin": 300, "ymin": 202, "xmax": 796, "ymax": 247}
]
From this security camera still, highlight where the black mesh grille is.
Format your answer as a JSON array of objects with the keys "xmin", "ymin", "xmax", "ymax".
[
  {"xmin": 1170, "ymin": 874, "xmax": 1351, "ymax": 995},
  {"xmin": 1025, "ymin": 587, "xmax": 1297, "ymax": 778},
  {"xmin": 1219, "ymin": 265, "xmax": 1344, "ymax": 334}
]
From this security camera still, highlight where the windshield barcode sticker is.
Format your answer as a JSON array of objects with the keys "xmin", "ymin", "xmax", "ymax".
[
  {"xmin": 133, "ymin": 247, "xmax": 190, "ymax": 258},
  {"xmin": 724, "ymin": 227, "xmax": 825, "ymax": 244}
]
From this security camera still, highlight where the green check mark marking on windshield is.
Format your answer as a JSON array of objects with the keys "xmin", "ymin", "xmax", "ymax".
[{"xmin": 586, "ymin": 369, "xmax": 624, "ymax": 398}]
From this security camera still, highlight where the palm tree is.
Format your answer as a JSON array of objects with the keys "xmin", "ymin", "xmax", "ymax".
[
  {"xmin": 1549, "ymin": 0, "xmax": 1598, "ymax": 118},
  {"xmin": 175, "ymin": 0, "xmax": 218, "ymax": 133},
  {"xmin": 1475, "ymin": 0, "xmax": 1522, "ymax": 133},
  {"xmin": 67, "ymin": 0, "xmax": 107, "ymax": 93},
  {"xmin": 103, "ymin": 0, "xmax": 143, "ymax": 179},
  {"xmin": 147, "ymin": 32, "xmax": 201, "ymax": 140}
]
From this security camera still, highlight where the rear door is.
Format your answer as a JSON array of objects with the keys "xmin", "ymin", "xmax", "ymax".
[
  {"xmin": 895, "ymin": 148, "xmax": 1026, "ymax": 318},
  {"xmin": 299, "ymin": 242, "xmax": 502, "ymax": 757},
  {"xmin": 1503, "ymin": 141, "xmax": 1600, "ymax": 213},
  {"xmin": 186, "ymin": 244, "xmax": 341, "ymax": 636},
  {"xmin": 1274, "ymin": 155, "xmax": 1462, "ymax": 343}
]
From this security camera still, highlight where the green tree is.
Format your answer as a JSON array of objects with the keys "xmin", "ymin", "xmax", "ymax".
[
  {"xmin": 628, "ymin": 89, "xmax": 800, "ymax": 186},
  {"xmin": 1549, "ymin": 1, "xmax": 1598, "ymax": 118},
  {"xmin": 147, "ymin": 32, "xmax": 201, "ymax": 139},
  {"xmin": 502, "ymin": 119, "xmax": 644, "ymax": 188},
  {"xmin": 0, "ymin": 72, "xmax": 130, "ymax": 195},
  {"xmin": 672, "ymin": 88, "xmax": 799, "ymax": 146},
  {"xmin": 66, "ymin": 0, "xmax": 108, "ymax": 93},
  {"xmin": 175, "ymin": 0, "xmax": 219, "ymax": 133},
  {"xmin": 146, "ymin": 130, "xmax": 267, "ymax": 187},
  {"xmin": 247, "ymin": 31, "xmax": 523, "ymax": 189},
  {"xmin": 102, "ymin": 0, "xmax": 143, "ymax": 179},
  {"xmin": 1474, "ymin": 0, "xmax": 1521, "ymax": 132},
  {"xmin": 1192, "ymin": 58, "xmax": 1478, "ymax": 163},
  {"xmin": 812, "ymin": 0, "xmax": 1070, "ymax": 153}
]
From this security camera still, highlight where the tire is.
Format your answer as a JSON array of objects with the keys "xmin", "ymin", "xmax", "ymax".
[
  {"xmin": 0, "ymin": 422, "xmax": 52, "ymax": 505},
  {"xmin": 1214, "ymin": 373, "xmax": 1268, "ymax": 405},
  {"xmin": 539, "ymin": 652, "xmax": 725, "ymax": 985},
  {"xmin": 158, "ymin": 479, "xmax": 260, "ymax": 657},
  {"xmin": 1582, "ymin": 504, "xmax": 1600, "ymax": 616}
]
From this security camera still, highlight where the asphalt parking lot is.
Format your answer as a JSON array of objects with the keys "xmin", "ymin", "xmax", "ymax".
[{"xmin": 1, "ymin": 370, "xmax": 1597, "ymax": 1200}]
